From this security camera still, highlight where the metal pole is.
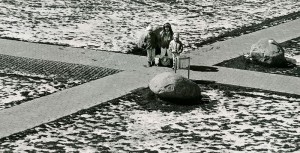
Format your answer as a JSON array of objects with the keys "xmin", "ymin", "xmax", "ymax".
[
  {"xmin": 175, "ymin": 57, "xmax": 177, "ymax": 73},
  {"xmin": 188, "ymin": 57, "xmax": 190, "ymax": 79}
]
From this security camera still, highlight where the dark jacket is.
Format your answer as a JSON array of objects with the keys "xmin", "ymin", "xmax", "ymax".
[
  {"xmin": 144, "ymin": 32, "xmax": 159, "ymax": 50},
  {"xmin": 160, "ymin": 31, "xmax": 173, "ymax": 48}
]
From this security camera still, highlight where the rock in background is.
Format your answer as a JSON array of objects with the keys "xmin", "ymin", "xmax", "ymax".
[{"xmin": 249, "ymin": 38, "xmax": 287, "ymax": 66}]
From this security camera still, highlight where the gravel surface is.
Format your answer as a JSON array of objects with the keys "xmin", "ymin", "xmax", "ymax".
[
  {"xmin": 0, "ymin": 0, "xmax": 299, "ymax": 53},
  {"xmin": 1, "ymin": 85, "xmax": 299, "ymax": 152},
  {"xmin": 281, "ymin": 36, "xmax": 300, "ymax": 56},
  {"xmin": 216, "ymin": 37, "xmax": 300, "ymax": 77},
  {"xmin": 0, "ymin": 54, "xmax": 121, "ymax": 111},
  {"xmin": 0, "ymin": 73, "xmax": 81, "ymax": 111}
]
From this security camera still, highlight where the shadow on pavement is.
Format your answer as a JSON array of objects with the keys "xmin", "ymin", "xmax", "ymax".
[
  {"xmin": 191, "ymin": 80, "xmax": 216, "ymax": 85},
  {"xmin": 190, "ymin": 65, "xmax": 218, "ymax": 72}
]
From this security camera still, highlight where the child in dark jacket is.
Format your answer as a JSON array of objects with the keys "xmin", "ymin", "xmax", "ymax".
[
  {"xmin": 144, "ymin": 25, "xmax": 159, "ymax": 67},
  {"xmin": 159, "ymin": 23, "xmax": 174, "ymax": 59}
]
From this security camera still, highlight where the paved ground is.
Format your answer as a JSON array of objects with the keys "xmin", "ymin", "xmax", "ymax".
[
  {"xmin": 189, "ymin": 18, "xmax": 300, "ymax": 66},
  {"xmin": 0, "ymin": 18, "xmax": 300, "ymax": 139}
]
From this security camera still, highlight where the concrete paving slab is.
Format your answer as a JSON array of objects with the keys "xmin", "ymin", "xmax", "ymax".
[
  {"xmin": 0, "ymin": 39, "xmax": 148, "ymax": 71},
  {"xmin": 0, "ymin": 18, "xmax": 300, "ymax": 140},
  {"xmin": 1, "ymin": 19, "xmax": 300, "ymax": 71},
  {"xmin": 175, "ymin": 66, "xmax": 300, "ymax": 95},
  {"xmin": 0, "ymin": 70, "xmax": 162, "ymax": 138},
  {"xmin": 188, "ymin": 18, "xmax": 300, "ymax": 66}
]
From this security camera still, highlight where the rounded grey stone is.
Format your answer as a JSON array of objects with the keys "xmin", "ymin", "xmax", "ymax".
[{"xmin": 149, "ymin": 72, "xmax": 201, "ymax": 100}]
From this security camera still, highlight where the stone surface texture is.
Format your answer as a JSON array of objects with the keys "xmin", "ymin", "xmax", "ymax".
[
  {"xmin": 249, "ymin": 38, "xmax": 287, "ymax": 66},
  {"xmin": 149, "ymin": 72, "xmax": 201, "ymax": 100}
]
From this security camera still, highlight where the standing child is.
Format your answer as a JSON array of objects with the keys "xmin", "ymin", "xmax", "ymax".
[
  {"xmin": 144, "ymin": 25, "xmax": 159, "ymax": 67},
  {"xmin": 160, "ymin": 23, "xmax": 174, "ymax": 59},
  {"xmin": 168, "ymin": 33, "xmax": 183, "ymax": 69}
]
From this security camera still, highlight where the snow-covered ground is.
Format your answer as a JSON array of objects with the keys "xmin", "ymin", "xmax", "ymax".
[
  {"xmin": 0, "ymin": 0, "xmax": 299, "ymax": 53},
  {"xmin": 0, "ymin": 74, "xmax": 79, "ymax": 110},
  {"xmin": 1, "ymin": 87, "xmax": 299, "ymax": 152},
  {"xmin": 0, "ymin": 1, "xmax": 299, "ymax": 152},
  {"xmin": 0, "ymin": 52, "xmax": 122, "ymax": 111}
]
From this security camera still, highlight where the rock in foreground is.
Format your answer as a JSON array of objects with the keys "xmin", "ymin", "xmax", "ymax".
[
  {"xmin": 249, "ymin": 38, "xmax": 287, "ymax": 66},
  {"xmin": 149, "ymin": 72, "xmax": 201, "ymax": 102}
]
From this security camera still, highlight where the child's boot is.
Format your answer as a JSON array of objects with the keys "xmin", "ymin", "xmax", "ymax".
[{"xmin": 148, "ymin": 61, "xmax": 152, "ymax": 67}]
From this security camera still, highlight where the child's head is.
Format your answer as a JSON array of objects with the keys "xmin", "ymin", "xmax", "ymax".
[
  {"xmin": 173, "ymin": 33, "xmax": 180, "ymax": 41},
  {"xmin": 163, "ymin": 23, "xmax": 172, "ymax": 32}
]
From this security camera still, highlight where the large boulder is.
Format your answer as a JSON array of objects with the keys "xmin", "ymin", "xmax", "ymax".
[
  {"xmin": 249, "ymin": 38, "xmax": 287, "ymax": 66},
  {"xmin": 149, "ymin": 72, "xmax": 201, "ymax": 102}
]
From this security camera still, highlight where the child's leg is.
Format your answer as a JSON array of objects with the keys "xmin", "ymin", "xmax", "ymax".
[
  {"xmin": 151, "ymin": 48, "xmax": 156, "ymax": 64},
  {"xmin": 160, "ymin": 48, "xmax": 167, "ymax": 58},
  {"xmin": 167, "ymin": 49, "xmax": 172, "ymax": 59},
  {"xmin": 172, "ymin": 53, "xmax": 176, "ymax": 69},
  {"xmin": 147, "ymin": 49, "xmax": 151, "ymax": 62},
  {"xmin": 147, "ymin": 49, "xmax": 152, "ymax": 67}
]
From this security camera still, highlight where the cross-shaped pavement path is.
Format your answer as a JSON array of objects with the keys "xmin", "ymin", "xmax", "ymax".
[{"xmin": 0, "ymin": 18, "xmax": 300, "ymax": 138}]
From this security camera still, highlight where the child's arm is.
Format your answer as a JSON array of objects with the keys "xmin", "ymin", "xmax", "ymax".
[
  {"xmin": 144, "ymin": 34, "xmax": 148, "ymax": 43},
  {"xmin": 142, "ymin": 35, "xmax": 147, "ymax": 48},
  {"xmin": 179, "ymin": 42, "xmax": 183, "ymax": 53},
  {"xmin": 169, "ymin": 41, "xmax": 174, "ymax": 53}
]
